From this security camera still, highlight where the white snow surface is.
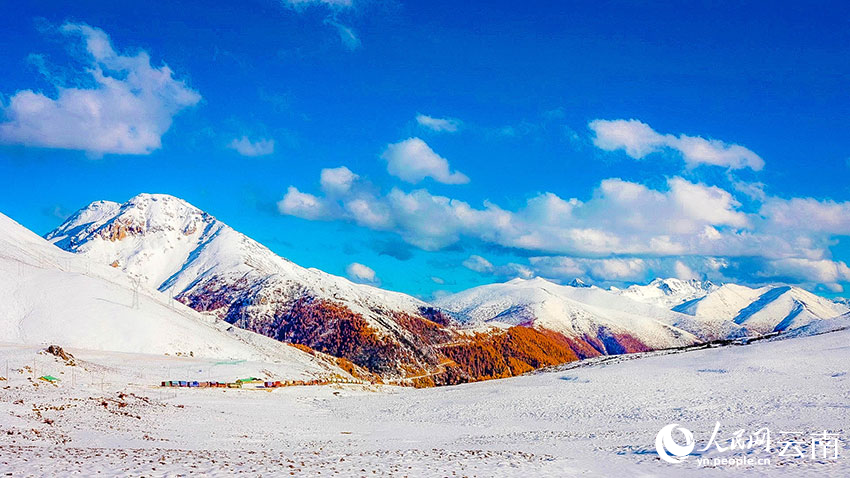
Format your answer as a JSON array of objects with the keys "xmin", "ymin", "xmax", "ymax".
[
  {"xmin": 1, "ymin": 324, "xmax": 849, "ymax": 476},
  {"xmin": 0, "ymin": 211, "xmax": 350, "ymax": 379}
]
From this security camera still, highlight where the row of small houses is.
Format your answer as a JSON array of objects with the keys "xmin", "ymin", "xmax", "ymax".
[{"xmin": 160, "ymin": 377, "xmax": 363, "ymax": 389}]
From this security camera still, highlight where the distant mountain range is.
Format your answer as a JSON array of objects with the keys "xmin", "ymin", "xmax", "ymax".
[{"xmin": 8, "ymin": 192, "xmax": 843, "ymax": 385}]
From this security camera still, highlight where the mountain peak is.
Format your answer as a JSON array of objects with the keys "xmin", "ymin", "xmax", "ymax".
[{"xmin": 569, "ymin": 278, "xmax": 591, "ymax": 288}]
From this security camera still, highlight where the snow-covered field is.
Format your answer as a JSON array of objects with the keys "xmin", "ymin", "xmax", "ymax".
[{"xmin": 2, "ymin": 325, "xmax": 849, "ymax": 477}]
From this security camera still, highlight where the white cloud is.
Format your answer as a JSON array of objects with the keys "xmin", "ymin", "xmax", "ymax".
[
  {"xmin": 277, "ymin": 186, "xmax": 326, "ymax": 219},
  {"xmin": 277, "ymin": 166, "xmax": 850, "ymax": 288},
  {"xmin": 761, "ymin": 197, "xmax": 850, "ymax": 235},
  {"xmin": 761, "ymin": 258, "xmax": 850, "ymax": 284},
  {"xmin": 462, "ymin": 255, "xmax": 534, "ymax": 279},
  {"xmin": 346, "ymin": 262, "xmax": 378, "ymax": 284},
  {"xmin": 228, "ymin": 136, "xmax": 275, "ymax": 156},
  {"xmin": 278, "ymin": 0, "xmax": 359, "ymax": 50},
  {"xmin": 415, "ymin": 114, "xmax": 461, "ymax": 133},
  {"xmin": 673, "ymin": 260, "xmax": 699, "ymax": 280},
  {"xmin": 462, "ymin": 255, "xmax": 494, "ymax": 273},
  {"xmin": 589, "ymin": 119, "xmax": 764, "ymax": 170},
  {"xmin": 320, "ymin": 166, "xmax": 359, "ymax": 195},
  {"xmin": 279, "ymin": 172, "xmax": 759, "ymax": 256},
  {"xmin": 0, "ymin": 23, "xmax": 200, "ymax": 155},
  {"xmin": 382, "ymin": 138, "xmax": 470, "ymax": 185},
  {"xmin": 345, "ymin": 196, "xmax": 392, "ymax": 229},
  {"xmin": 529, "ymin": 257, "xmax": 647, "ymax": 282},
  {"xmin": 323, "ymin": 19, "xmax": 361, "ymax": 51}
]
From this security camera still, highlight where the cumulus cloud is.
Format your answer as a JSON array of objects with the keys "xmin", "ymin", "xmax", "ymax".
[
  {"xmin": 0, "ymin": 23, "xmax": 200, "ymax": 155},
  {"xmin": 589, "ymin": 119, "xmax": 764, "ymax": 170},
  {"xmin": 277, "ymin": 166, "xmax": 850, "ymax": 288},
  {"xmin": 346, "ymin": 262, "xmax": 378, "ymax": 284},
  {"xmin": 382, "ymin": 138, "xmax": 470, "ymax": 185},
  {"xmin": 416, "ymin": 114, "xmax": 461, "ymax": 133},
  {"xmin": 320, "ymin": 166, "xmax": 359, "ymax": 195},
  {"xmin": 228, "ymin": 136, "xmax": 275, "ymax": 156},
  {"xmin": 279, "ymin": 172, "xmax": 760, "ymax": 255},
  {"xmin": 277, "ymin": 186, "xmax": 326, "ymax": 219}
]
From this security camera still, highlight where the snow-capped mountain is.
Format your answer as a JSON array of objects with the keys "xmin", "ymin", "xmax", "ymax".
[
  {"xmin": 46, "ymin": 194, "xmax": 452, "ymax": 379},
  {"xmin": 434, "ymin": 277, "xmax": 745, "ymax": 354},
  {"xmin": 0, "ymin": 211, "xmax": 352, "ymax": 380},
  {"xmin": 675, "ymin": 283, "xmax": 849, "ymax": 334},
  {"xmin": 568, "ymin": 278, "xmax": 591, "ymax": 288},
  {"xmin": 615, "ymin": 278, "xmax": 718, "ymax": 309}
]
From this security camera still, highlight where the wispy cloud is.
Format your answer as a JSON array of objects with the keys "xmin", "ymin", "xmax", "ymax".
[
  {"xmin": 0, "ymin": 23, "xmax": 200, "ymax": 155},
  {"xmin": 228, "ymin": 136, "xmax": 275, "ymax": 156},
  {"xmin": 416, "ymin": 114, "xmax": 462, "ymax": 133},
  {"xmin": 323, "ymin": 18, "xmax": 361, "ymax": 51},
  {"xmin": 282, "ymin": 0, "xmax": 353, "ymax": 8},
  {"xmin": 462, "ymin": 255, "xmax": 532, "ymax": 279},
  {"xmin": 589, "ymin": 119, "xmax": 764, "ymax": 170},
  {"xmin": 278, "ymin": 0, "xmax": 361, "ymax": 50}
]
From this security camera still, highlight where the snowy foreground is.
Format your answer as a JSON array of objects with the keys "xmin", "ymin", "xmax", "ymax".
[{"xmin": 2, "ymin": 328, "xmax": 849, "ymax": 477}]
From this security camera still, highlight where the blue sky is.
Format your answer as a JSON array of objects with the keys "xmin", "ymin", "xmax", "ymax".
[{"xmin": 2, "ymin": 0, "xmax": 850, "ymax": 299}]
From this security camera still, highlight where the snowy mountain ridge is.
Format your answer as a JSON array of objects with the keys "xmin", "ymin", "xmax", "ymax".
[
  {"xmin": 615, "ymin": 277, "xmax": 719, "ymax": 309},
  {"xmin": 435, "ymin": 277, "xmax": 746, "ymax": 350},
  {"xmin": 0, "ymin": 210, "xmax": 355, "ymax": 380},
  {"xmin": 46, "ymin": 194, "xmax": 429, "ymax": 322}
]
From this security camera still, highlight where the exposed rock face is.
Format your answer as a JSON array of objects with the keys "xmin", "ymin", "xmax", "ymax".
[{"xmin": 45, "ymin": 345, "xmax": 75, "ymax": 364}]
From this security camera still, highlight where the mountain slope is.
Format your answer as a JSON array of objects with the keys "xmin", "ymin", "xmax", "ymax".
[
  {"xmin": 672, "ymin": 283, "xmax": 767, "ymax": 319},
  {"xmin": 672, "ymin": 283, "xmax": 848, "ymax": 334},
  {"xmin": 731, "ymin": 286, "xmax": 847, "ymax": 334},
  {"xmin": 0, "ymin": 211, "xmax": 353, "ymax": 380},
  {"xmin": 47, "ymin": 194, "xmax": 449, "ymax": 378}
]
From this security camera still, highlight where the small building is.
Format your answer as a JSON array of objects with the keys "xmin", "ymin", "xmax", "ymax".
[
  {"xmin": 39, "ymin": 375, "xmax": 60, "ymax": 384},
  {"xmin": 239, "ymin": 380, "xmax": 266, "ymax": 390}
]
